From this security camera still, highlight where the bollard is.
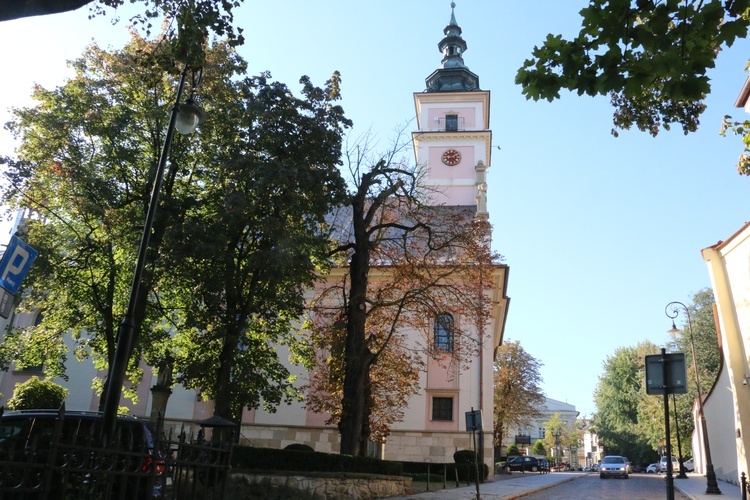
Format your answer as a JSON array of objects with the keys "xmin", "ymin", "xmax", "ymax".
[{"xmin": 741, "ymin": 471, "xmax": 747, "ymax": 500}]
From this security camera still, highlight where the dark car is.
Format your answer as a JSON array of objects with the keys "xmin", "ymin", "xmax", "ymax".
[
  {"xmin": 505, "ymin": 456, "xmax": 542, "ymax": 472},
  {"xmin": 0, "ymin": 408, "xmax": 169, "ymax": 498}
]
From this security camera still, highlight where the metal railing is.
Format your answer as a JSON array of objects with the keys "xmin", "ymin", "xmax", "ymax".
[{"xmin": 0, "ymin": 407, "xmax": 233, "ymax": 499}]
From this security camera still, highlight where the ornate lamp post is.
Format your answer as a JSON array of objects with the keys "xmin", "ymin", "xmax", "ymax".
[
  {"xmin": 101, "ymin": 65, "xmax": 204, "ymax": 441},
  {"xmin": 665, "ymin": 301, "xmax": 721, "ymax": 495},
  {"xmin": 551, "ymin": 427, "xmax": 562, "ymax": 468},
  {"xmin": 672, "ymin": 394, "xmax": 688, "ymax": 479}
]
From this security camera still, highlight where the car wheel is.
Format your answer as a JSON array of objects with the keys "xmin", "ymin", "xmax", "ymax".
[
  {"xmin": 531, "ymin": 466, "xmax": 538, "ymax": 472},
  {"xmin": 624, "ymin": 474, "xmax": 629, "ymax": 479},
  {"xmin": 600, "ymin": 474, "xmax": 605, "ymax": 479},
  {"xmin": 505, "ymin": 467, "xmax": 510, "ymax": 473}
]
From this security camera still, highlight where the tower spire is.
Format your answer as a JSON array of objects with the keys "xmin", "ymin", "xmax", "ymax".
[{"xmin": 425, "ymin": 2, "xmax": 480, "ymax": 92}]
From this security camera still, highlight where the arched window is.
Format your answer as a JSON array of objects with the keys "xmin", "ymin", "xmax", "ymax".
[{"xmin": 434, "ymin": 313, "xmax": 454, "ymax": 352}]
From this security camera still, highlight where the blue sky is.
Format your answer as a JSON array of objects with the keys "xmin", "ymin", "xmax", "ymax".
[{"xmin": 1, "ymin": 1, "xmax": 749, "ymax": 418}]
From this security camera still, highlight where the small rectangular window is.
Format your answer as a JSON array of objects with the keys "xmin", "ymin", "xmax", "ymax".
[
  {"xmin": 432, "ymin": 397, "xmax": 454, "ymax": 421},
  {"xmin": 445, "ymin": 114, "xmax": 458, "ymax": 132}
]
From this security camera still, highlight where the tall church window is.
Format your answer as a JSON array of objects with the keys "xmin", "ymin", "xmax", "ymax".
[
  {"xmin": 434, "ymin": 313, "xmax": 454, "ymax": 352},
  {"xmin": 445, "ymin": 114, "xmax": 458, "ymax": 132}
]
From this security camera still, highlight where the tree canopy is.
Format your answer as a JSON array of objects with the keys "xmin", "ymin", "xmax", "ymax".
[
  {"xmin": 493, "ymin": 340, "xmax": 546, "ymax": 451},
  {"xmin": 0, "ymin": 31, "xmax": 350, "ymax": 421},
  {"xmin": 305, "ymin": 132, "xmax": 501, "ymax": 455},
  {"xmin": 516, "ymin": 0, "xmax": 750, "ymax": 138}
]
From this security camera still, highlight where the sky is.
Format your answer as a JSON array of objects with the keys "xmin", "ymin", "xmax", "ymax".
[{"xmin": 1, "ymin": 1, "xmax": 750, "ymax": 419}]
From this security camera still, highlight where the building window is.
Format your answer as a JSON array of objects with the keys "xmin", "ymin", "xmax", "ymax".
[
  {"xmin": 445, "ymin": 114, "xmax": 458, "ymax": 132},
  {"xmin": 434, "ymin": 313, "xmax": 454, "ymax": 352},
  {"xmin": 432, "ymin": 397, "xmax": 454, "ymax": 421}
]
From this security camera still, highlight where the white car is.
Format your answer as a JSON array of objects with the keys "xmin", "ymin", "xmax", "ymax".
[
  {"xmin": 646, "ymin": 463, "xmax": 659, "ymax": 473},
  {"xmin": 659, "ymin": 456, "xmax": 679, "ymax": 473},
  {"xmin": 599, "ymin": 455, "xmax": 629, "ymax": 479},
  {"xmin": 683, "ymin": 458, "xmax": 694, "ymax": 472}
]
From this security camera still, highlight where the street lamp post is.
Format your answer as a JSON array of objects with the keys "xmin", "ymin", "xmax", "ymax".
[
  {"xmin": 672, "ymin": 394, "xmax": 688, "ymax": 479},
  {"xmin": 551, "ymin": 427, "xmax": 562, "ymax": 469},
  {"xmin": 665, "ymin": 301, "xmax": 721, "ymax": 495},
  {"xmin": 101, "ymin": 65, "xmax": 204, "ymax": 442}
]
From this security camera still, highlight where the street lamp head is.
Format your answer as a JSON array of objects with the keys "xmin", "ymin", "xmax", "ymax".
[
  {"xmin": 667, "ymin": 321, "xmax": 681, "ymax": 342},
  {"xmin": 175, "ymin": 97, "xmax": 204, "ymax": 135}
]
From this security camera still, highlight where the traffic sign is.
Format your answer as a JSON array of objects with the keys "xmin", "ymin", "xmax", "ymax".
[{"xmin": 0, "ymin": 235, "xmax": 38, "ymax": 294}]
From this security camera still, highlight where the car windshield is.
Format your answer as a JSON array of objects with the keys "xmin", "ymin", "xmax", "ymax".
[{"xmin": 603, "ymin": 456, "xmax": 624, "ymax": 464}]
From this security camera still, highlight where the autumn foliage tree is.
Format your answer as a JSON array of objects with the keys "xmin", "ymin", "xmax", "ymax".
[
  {"xmin": 493, "ymin": 340, "xmax": 545, "ymax": 451},
  {"xmin": 305, "ymin": 134, "xmax": 502, "ymax": 455}
]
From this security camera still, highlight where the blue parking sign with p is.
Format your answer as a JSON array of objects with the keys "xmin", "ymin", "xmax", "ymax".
[{"xmin": 0, "ymin": 235, "xmax": 38, "ymax": 294}]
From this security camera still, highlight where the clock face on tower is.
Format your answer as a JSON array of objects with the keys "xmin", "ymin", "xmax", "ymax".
[{"xmin": 441, "ymin": 148, "xmax": 461, "ymax": 166}]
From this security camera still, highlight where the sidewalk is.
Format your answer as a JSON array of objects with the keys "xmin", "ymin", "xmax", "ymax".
[
  {"xmin": 673, "ymin": 472, "xmax": 741, "ymax": 499},
  {"xmin": 387, "ymin": 471, "xmax": 584, "ymax": 499}
]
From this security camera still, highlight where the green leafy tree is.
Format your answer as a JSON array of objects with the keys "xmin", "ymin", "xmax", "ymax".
[
  {"xmin": 506, "ymin": 444, "xmax": 520, "ymax": 457},
  {"xmin": 493, "ymin": 340, "xmax": 545, "ymax": 453},
  {"xmin": 6, "ymin": 377, "xmax": 68, "ymax": 410},
  {"xmin": 0, "ymin": 32, "xmax": 350, "ymax": 422},
  {"xmin": 593, "ymin": 341, "xmax": 661, "ymax": 463},
  {"xmin": 531, "ymin": 440, "xmax": 547, "ymax": 457},
  {"xmin": 0, "ymin": 0, "xmax": 245, "ymax": 55},
  {"xmin": 516, "ymin": 1, "xmax": 750, "ymax": 139}
]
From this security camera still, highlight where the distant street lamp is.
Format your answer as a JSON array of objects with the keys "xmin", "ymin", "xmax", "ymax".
[
  {"xmin": 665, "ymin": 301, "xmax": 721, "ymax": 495},
  {"xmin": 551, "ymin": 427, "xmax": 562, "ymax": 468},
  {"xmin": 101, "ymin": 65, "xmax": 204, "ymax": 441}
]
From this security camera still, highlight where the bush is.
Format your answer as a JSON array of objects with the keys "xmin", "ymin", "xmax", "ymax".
[
  {"xmin": 506, "ymin": 444, "xmax": 520, "ymax": 457},
  {"xmin": 284, "ymin": 443, "xmax": 315, "ymax": 452},
  {"xmin": 453, "ymin": 450, "xmax": 476, "ymax": 464},
  {"xmin": 6, "ymin": 377, "xmax": 67, "ymax": 410},
  {"xmin": 231, "ymin": 446, "xmax": 403, "ymax": 476}
]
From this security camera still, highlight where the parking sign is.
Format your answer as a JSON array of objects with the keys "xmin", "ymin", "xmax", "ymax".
[{"xmin": 0, "ymin": 235, "xmax": 38, "ymax": 294}]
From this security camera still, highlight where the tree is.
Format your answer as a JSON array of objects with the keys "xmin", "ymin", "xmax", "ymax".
[
  {"xmin": 593, "ymin": 341, "xmax": 661, "ymax": 463},
  {"xmin": 0, "ymin": 32, "xmax": 350, "ymax": 422},
  {"xmin": 161, "ymin": 68, "xmax": 351, "ymax": 422},
  {"xmin": 7, "ymin": 377, "xmax": 68, "ymax": 410},
  {"xmin": 0, "ymin": 0, "xmax": 244, "ymax": 50},
  {"xmin": 492, "ymin": 340, "xmax": 545, "ymax": 453},
  {"xmin": 506, "ymin": 444, "xmax": 521, "ymax": 457},
  {"xmin": 516, "ymin": 1, "xmax": 750, "ymax": 138},
  {"xmin": 305, "ymin": 132, "xmax": 501, "ymax": 456},
  {"xmin": 531, "ymin": 439, "xmax": 547, "ymax": 457}
]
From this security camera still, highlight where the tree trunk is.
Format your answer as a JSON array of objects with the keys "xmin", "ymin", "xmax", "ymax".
[
  {"xmin": 339, "ymin": 246, "xmax": 371, "ymax": 456},
  {"xmin": 214, "ymin": 329, "xmax": 239, "ymax": 420}
]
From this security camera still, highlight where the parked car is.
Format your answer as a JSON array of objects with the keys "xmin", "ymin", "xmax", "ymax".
[
  {"xmin": 683, "ymin": 458, "xmax": 694, "ymax": 472},
  {"xmin": 599, "ymin": 455, "xmax": 629, "ymax": 479},
  {"xmin": 505, "ymin": 456, "xmax": 542, "ymax": 472},
  {"xmin": 659, "ymin": 455, "xmax": 679, "ymax": 473},
  {"xmin": 646, "ymin": 462, "xmax": 659, "ymax": 473},
  {"xmin": 0, "ymin": 409, "xmax": 169, "ymax": 498}
]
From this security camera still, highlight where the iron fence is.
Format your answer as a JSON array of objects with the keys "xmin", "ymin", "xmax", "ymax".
[{"xmin": 0, "ymin": 407, "xmax": 233, "ymax": 499}]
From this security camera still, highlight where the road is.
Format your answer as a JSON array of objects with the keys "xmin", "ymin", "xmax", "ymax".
[{"xmin": 521, "ymin": 473, "xmax": 692, "ymax": 499}]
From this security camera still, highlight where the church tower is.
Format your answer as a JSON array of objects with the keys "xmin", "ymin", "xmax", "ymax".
[{"xmin": 413, "ymin": 2, "xmax": 491, "ymax": 219}]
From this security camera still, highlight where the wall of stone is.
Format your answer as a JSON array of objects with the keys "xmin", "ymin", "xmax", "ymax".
[{"xmin": 230, "ymin": 471, "xmax": 411, "ymax": 499}]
